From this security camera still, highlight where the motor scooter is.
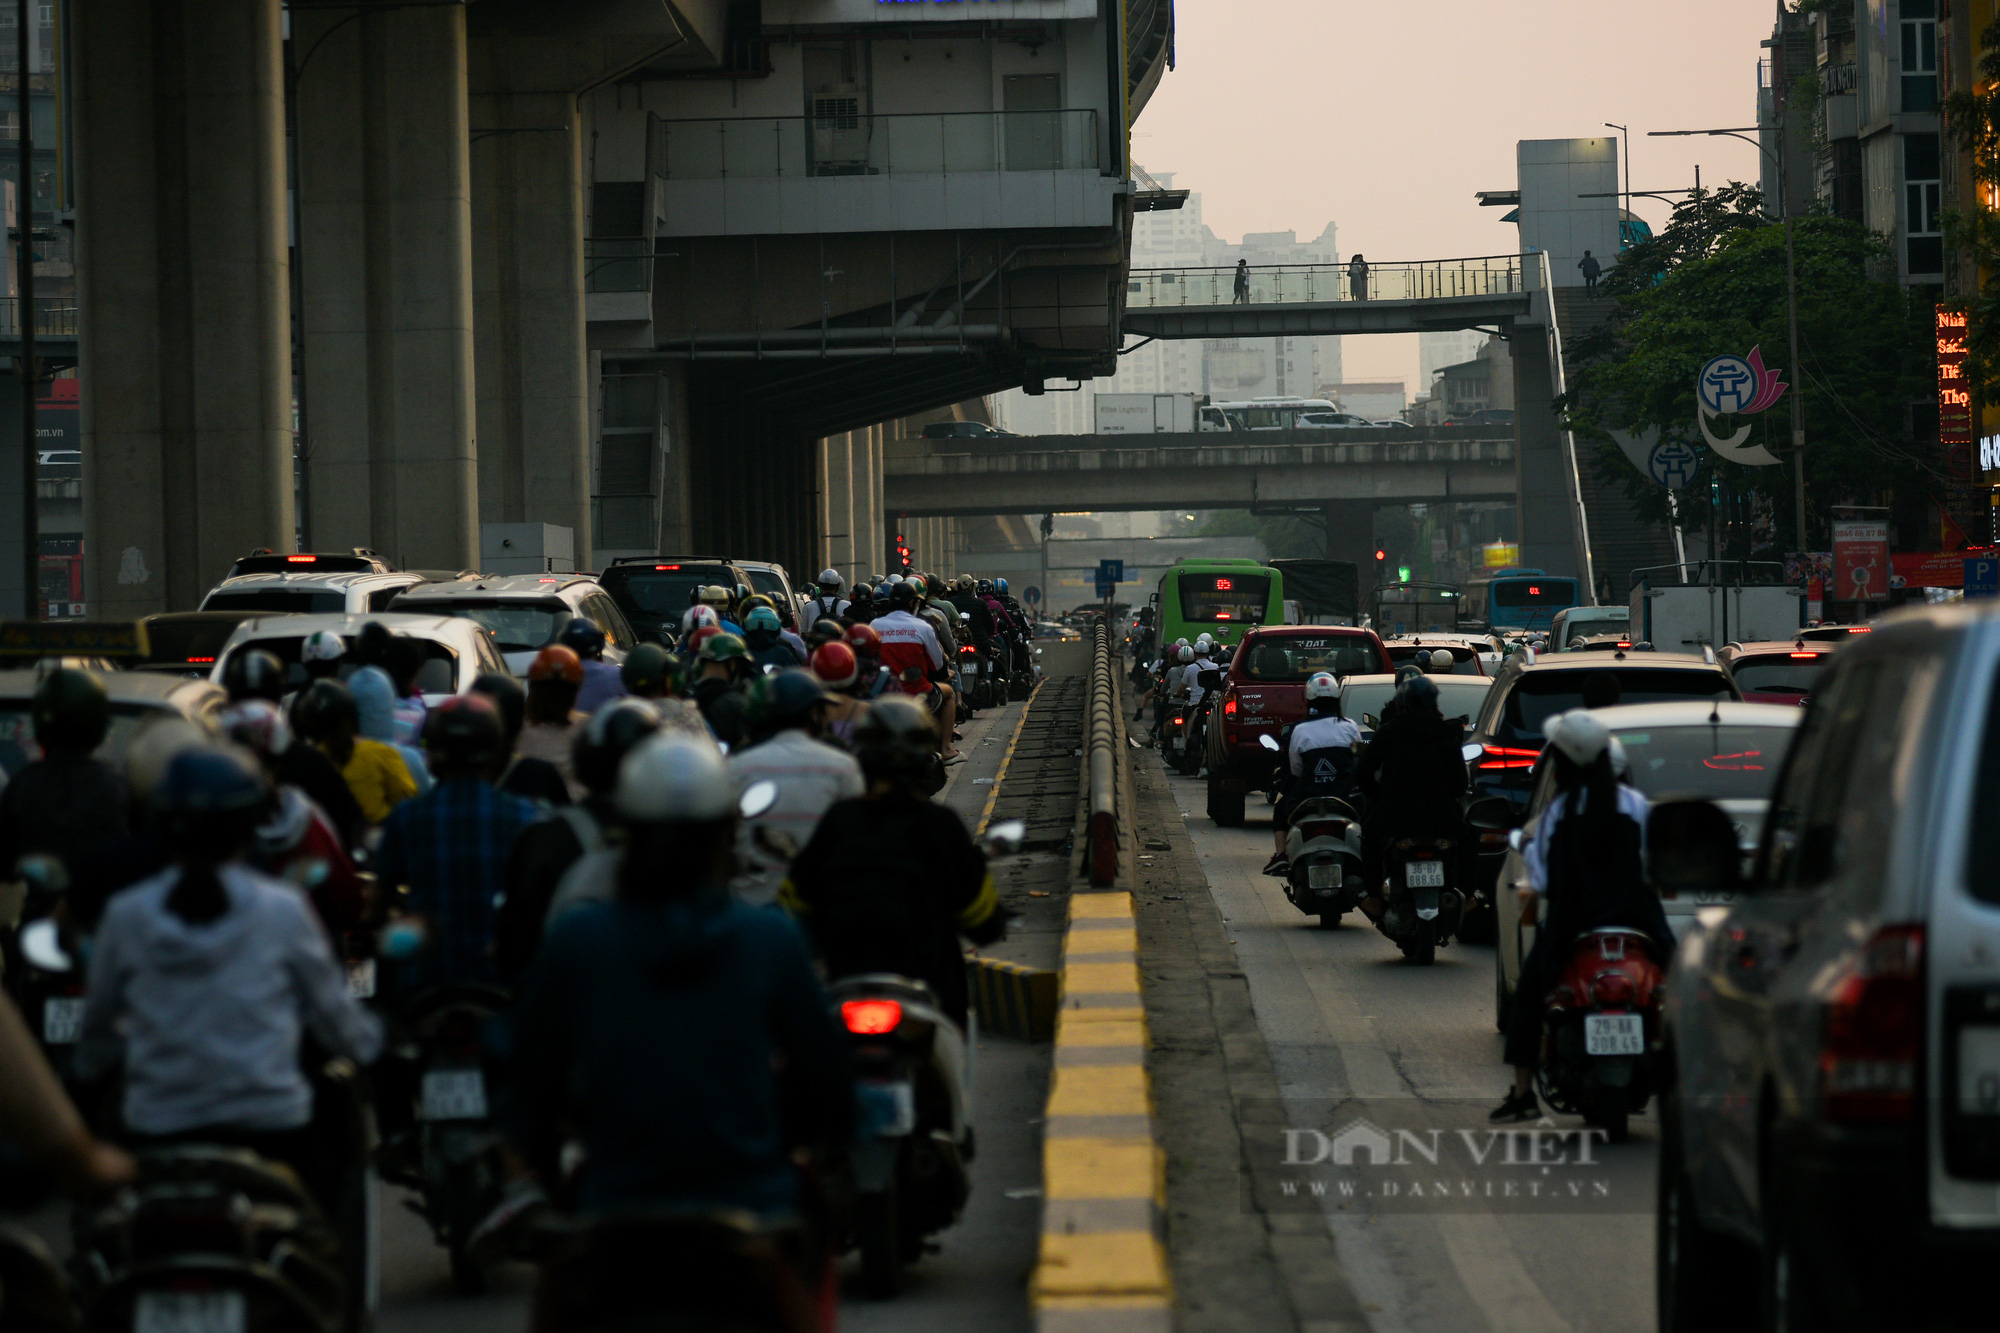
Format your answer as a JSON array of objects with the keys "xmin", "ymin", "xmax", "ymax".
[
  {"xmin": 956, "ymin": 640, "xmax": 992, "ymax": 711},
  {"xmin": 10, "ymin": 916, "xmax": 86, "ymax": 1080},
  {"xmin": 1376, "ymin": 838, "xmax": 1464, "ymax": 965},
  {"xmin": 1256, "ymin": 735, "xmax": 1366, "ymax": 927},
  {"xmin": 1178, "ymin": 672, "xmax": 1222, "ymax": 777},
  {"xmin": 527, "ymin": 1211, "xmax": 824, "ymax": 1333},
  {"xmin": 1535, "ymin": 927, "xmax": 1664, "ymax": 1143}
]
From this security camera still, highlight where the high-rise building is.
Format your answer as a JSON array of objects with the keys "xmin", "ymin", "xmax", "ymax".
[{"xmin": 1418, "ymin": 331, "xmax": 1485, "ymax": 393}]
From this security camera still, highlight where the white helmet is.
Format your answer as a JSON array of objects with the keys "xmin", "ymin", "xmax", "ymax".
[
  {"xmin": 1176, "ymin": 638, "xmax": 1190, "ymax": 649},
  {"xmin": 816, "ymin": 568, "xmax": 844, "ymax": 592},
  {"xmin": 1178, "ymin": 645, "xmax": 1194, "ymax": 664},
  {"xmin": 681, "ymin": 603, "xmax": 720, "ymax": 635},
  {"xmin": 887, "ymin": 574, "xmax": 905, "ymax": 585},
  {"xmin": 1304, "ymin": 671, "xmax": 1339, "ymax": 702},
  {"xmin": 302, "ymin": 630, "xmax": 345, "ymax": 663},
  {"xmin": 1543, "ymin": 710, "xmax": 1611, "ymax": 766},
  {"xmin": 1425, "ymin": 648, "xmax": 1455, "ymax": 673},
  {"xmin": 615, "ymin": 733, "xmax": 734, "ymax": 823}
]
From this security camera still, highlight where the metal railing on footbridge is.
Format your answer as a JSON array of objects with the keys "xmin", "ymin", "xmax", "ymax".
[{"xmin": 1125, "ymin": 254, "xmax": 1525, "ymax": 308}]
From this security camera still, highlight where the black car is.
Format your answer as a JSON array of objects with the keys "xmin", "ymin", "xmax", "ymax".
[{"xmin": 597, "ymin": 557, "xmax": 755, "ymax": 645}]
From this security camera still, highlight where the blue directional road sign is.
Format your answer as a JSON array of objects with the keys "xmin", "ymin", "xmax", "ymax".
[
  {"xmin": 1023, "ymin": 585, "xmax": 1041, "ymax": 606},
  {"xmin": 1967, "ymin": 556, "xmax": 2000, "ymax": 599},
  {"xmin": 1097, "ymin": 558, "xmax": 1124, "ymax": 584}
]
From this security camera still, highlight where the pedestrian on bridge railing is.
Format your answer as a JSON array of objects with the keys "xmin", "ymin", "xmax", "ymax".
[
  {"xmin": 1348, "ymin": 254, "xmax": 1368, "ymax": 301},
  {"xmin": 1232, "ymin": 258, "xmax": 1250, "ymax": 304}
]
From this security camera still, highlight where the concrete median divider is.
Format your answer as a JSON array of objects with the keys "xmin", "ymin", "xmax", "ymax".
[{"xmin": 967, "ymin": 955, "xmax": 1059, "ymax": 1042}]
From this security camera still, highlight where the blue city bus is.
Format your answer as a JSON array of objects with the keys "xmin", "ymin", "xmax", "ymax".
[{"xmin": 1461, "ymin": 569, "xmax": 1579, "ymax": 633}]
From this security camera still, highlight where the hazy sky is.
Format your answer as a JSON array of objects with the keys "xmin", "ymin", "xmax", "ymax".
[{"xmin": 1135, "ymin": 0, "xmax": 1775, "ymax": 393}]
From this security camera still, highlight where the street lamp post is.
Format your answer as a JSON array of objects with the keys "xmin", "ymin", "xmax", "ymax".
[{"xmin": 1651, "ymin": 123, "xmax": 1809, "ymax": 553}]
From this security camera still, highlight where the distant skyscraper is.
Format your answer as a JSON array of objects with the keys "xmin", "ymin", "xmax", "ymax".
[{"xmin": 1418, "ymin": 330, "xmax": 1487, "ymax": 393}]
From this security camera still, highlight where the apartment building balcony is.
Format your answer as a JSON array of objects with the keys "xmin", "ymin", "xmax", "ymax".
[{"xmin": 652, "ymin": 108, "xmax": 1111, "ymax": 236}]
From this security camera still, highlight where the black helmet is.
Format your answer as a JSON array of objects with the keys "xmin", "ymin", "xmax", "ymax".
[
  {"xmin": 32, "ymin": 669, "xmax": 110, "ymax": 751},
  {"xmin": 765, "ymin": 669, "xmax": 827, "ymax": 727},
  {"xmin": 621, "ymin": 643, "xmax": 677, "ymax": 696},
  {"xmin": 975, "ymin": 579, "xmax": 994, "ymax": 596},
  {"xmin": 889, "ymin": 580, "xmax": 920, "ymax": 611},
  {"xmin": 573, "ymin": 697, "xmax": 663, "ymax": 795},
  {"xmin": 468, "ymin": 672, "xmax": 526, "ymax": 741},
  {"xmin": 292, "ymin": 679, "xmax": 358, "ymax": 744},
  {"xmin": 852, "ymin": 695, "xmax": 939, "ymax": 781},
  {"xmin": 806, "ymin": 617, "xmax": 845, "ymax": 649},
  {"xmin": 422, "ymin": 694, "xmax": 505, "ymax": 770},
  {"xmin": 558, "ymin": 617, "xmax": 607, "ymax": 660},
  {"xmin": 220, "ymin": 647, "xmax": 287, "ymax": 703},
  {"xmin": 1395, "ymin": 674, "xmax": 1441, "ymax": 713},
  {"xmin": 154, "ymin": 744, "xmax": 270, "ymax": 823}
]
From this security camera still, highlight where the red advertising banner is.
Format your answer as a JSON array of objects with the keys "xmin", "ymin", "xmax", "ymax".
[
  {"xmin": 1832, "ymin": 518, "xmax": 1890, "ymax": 601},
  {"xmin": 1941, "ymin": 308, "xmax": 1974, "ymax": 446},
  {"xmin": 1890, "ymin": 550, "xmax": 2000, "ymax": 588}
]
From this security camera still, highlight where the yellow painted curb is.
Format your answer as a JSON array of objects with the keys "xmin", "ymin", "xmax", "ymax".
[
  {"xmin": 967, "ymin": 955, "xmax": 1059, "ymax": 1041},
  {"xmin": 1064, "ymin": 925, "xmax": 1138, "ymax": 956},
  {"xmin": 1055, "ymin": 1015, "xmax": 1147, "ymax": 1047},
  {"xmin": 1062, "ymin": 960, "xmax": 1142, "ymax": 996},
  {"xmin": 1044, "ymin": 1137, "xmax": 1161, "ymax": 1201},
  {"xmin": 1032, "ymin": 1231, "xmax": 1172, "ymax": 1298},
  {"xmin": 1070, "ymin": 893, "xmax": 1134, "ymax": 920},
  {"xmin": 1046, "ymin": 1064, "xmax": 1151, "ymax": 1118}
]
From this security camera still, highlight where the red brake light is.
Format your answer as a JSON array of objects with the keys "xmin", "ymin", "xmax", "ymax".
[
  {"xmin": 1849, "ymin": 626, "xmax": 1871, "ymax": 633},
  {"xmin": 1172, "ymin": 716, "xmax": 1184, "ymax": 725},
  {"xmin": 286, "ymin": 554, "xmax": 316, "ymax": 563},
  {"xmin": 655, "ymin": 564, "xmax": 680, "ymax": 570},
  {"xmin": 1616, "ymin": 641, "xmax": 1631, "ymax": 649},
  {"xmin": 842, "ymin": 999, "xmax": 902, "ymax": 1035},
  {"xmin": 1591, "ymin": 973, "xmax": 1636, "ymax": 1007},
  {"xmin": 1820, "ymin": 925, "xmax": 1924, "ymax": 1124},
  {"xmin": 1477, "ymin": 745, "xmax": 1539, "ymax": 770},
  {"xmin": 186, "ymin": 656, "xmax": 215, "ymax": 664},
  {"xmin": 1223, "ymin": 697, "xmax": 1237, "ymax": 716},
  {"xmin": 1790, "ymin": 652, "xmax": 1820, "ymax": 659}
]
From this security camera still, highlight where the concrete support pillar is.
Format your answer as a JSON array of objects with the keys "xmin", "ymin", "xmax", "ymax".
[
  {"xmin": 1322, "ymin": 500, "xmax": 1377, "ymax": 592},
  {"xmin": 659, "ymin": 363, "xmax": 692, "ymax": 554},
  {"xmin": 1512, "ymin": 324, "xmax": 1580, "ymax": 580},
  {"xmin": 75, "ymin": 0, "xmax": 294, "ymax": 614},
  {"xmin": 470, "ymin": 94, "xmax": 593, "ymax": 568},
  {"xmin": 296, "ymin": 4, "xmax": 477, "ymax": 569},
  {"xmin": 818, "ymin": 430, "xmax": 862, "ymax": 587}
]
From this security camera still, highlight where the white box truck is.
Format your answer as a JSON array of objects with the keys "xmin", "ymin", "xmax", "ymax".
[
  {"xmin": 1630, "ymin": 579, "xmax": 1804, "ymax": 650},
  {"xmin": 1095, "ymin": 392, "xmax": 1198, "ymax": 434}
]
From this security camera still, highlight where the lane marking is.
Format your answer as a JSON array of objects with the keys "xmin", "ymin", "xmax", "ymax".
[
  {"xmin": 1435, "ymin": 1214, "xmax": 1571, "ymax": 1333},
  {"xmin": 977, "ymin": 687, "xmax": 1038, "ymax": 836}
]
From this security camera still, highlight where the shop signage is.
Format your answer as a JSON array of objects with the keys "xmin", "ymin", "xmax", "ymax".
[
  {"xmin": 1940, "ymin": 309, "xmax": 1973, "ymax": 448},
  {"xmin": 1832, "ymin": 518, "xmax": 1890, "ymax": 602}
]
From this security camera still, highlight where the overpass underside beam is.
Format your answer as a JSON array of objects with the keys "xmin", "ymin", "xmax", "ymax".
[
  {"xmin": 76, "ymin": 0, "xmax": 295, "ymax": 615},
  {"xmin": 881, "ymin": 462, "xmax": 1517, "ymax": 519},
  {"xmin": 1120, "ymin": 293, "xmax": 1531, "ymax": 341}
]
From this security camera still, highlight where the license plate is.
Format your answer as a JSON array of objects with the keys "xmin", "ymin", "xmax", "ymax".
[
  {"xmin": 1405, "ymin": 860, "xmax": 1446, "ymax": 888},
  {"xmin": 346, "ymin": 959, "xmax": 376, "ymax": 999},
  {"xmin": 41, "ymin": 996, "xmax": 83, "ymax": 1045},
  {"xmin": 1584, "ymin": 1012, "xmax": 1645, "ymax": 1056},
  {"xmin": 1957, "ymin": 1027, "xmax": 2000, "ymax": 1115},
  {"xmin": 420, "ymin": 1069, "xmax": 488, "ymax": 1121},
  {"xmin": 1307, "ymin": 863, "xmax": 1338, "ymax": 890},
  {"xmin": 135, "ymin": 1290, "xmax": 246, "ymax": 1333},
  {"xmin": 858, "ymin": 1080, "xmax": 915, "ymax": 1137}
]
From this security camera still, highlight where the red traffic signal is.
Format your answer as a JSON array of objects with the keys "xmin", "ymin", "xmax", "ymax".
[{"xmin": 1374, "ymin": 549, "xmax": 1387, "ymax": 562}]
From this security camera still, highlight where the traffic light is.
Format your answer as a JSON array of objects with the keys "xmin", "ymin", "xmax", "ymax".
[
  {"xmin": 895, "ymin": 533, "xmax": 912, "ymax": 572},
  {"xmin": 1375, "ymin": 548, "xmax": 1387, "ymax": 563}
]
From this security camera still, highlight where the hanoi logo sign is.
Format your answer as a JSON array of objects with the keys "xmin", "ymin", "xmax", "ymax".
[{"xmin": 1695, "ymin": 346, "xmax": 1787, "ymax": 467}]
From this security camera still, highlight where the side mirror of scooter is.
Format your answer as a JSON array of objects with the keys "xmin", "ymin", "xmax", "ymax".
[
  {"xmin": 1461, "ymin": 741, "xmax": 1484, "ymax": 762},
  {"xmin": 1364, "ymin": 712, "xmax": 1380, "ymax": 730},
  {"xmin": 1197, "ymin": 669, "xmax": 1222, "ymax": 689},
  {"xmin": 983, "ymin": 819, "xmax": 1027, "ymax": 856},
  {"xmin": 740, "ymin": 779, "xmax": 779, "ymax": 820},
  {"xmin": 1647, "ymin": 798, "xmax": 1742, "ymax": 897},
  {"xmin": 18, "ymin": 918, "xmax": 71, "ymax": 974},
  {"xmin": 1257, "ymin": 732, "xmax": 1280, "ymax": 752},
  {"xmin": 1506, "ymin": 828, "xmax": 1525, "ymax": 853},
  {"xmin": 1464, "ymin": 796, "xmax": 1524, "ymax": 832}
]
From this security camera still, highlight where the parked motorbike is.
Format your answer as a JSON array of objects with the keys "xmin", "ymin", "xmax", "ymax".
[
  {"xmin": 75, "ymin": 1146, "xmax": 347, "ymax": 1333},
  {"xmin": 382, "ymin": 983, "xmax": 511, "ymax": 1294},
  {"xmin": 1377, "ymin": 838, "xmax": 1464, "ymax": 965},
  {"xmin": 1535, "ymin": 927, "xmax": 1664, "ymax": 1142}
]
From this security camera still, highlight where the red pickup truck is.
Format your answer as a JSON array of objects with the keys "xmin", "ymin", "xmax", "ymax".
[{"xmin": 1201, "ymin": 625, "xmax": 1392, "ymax": 825}]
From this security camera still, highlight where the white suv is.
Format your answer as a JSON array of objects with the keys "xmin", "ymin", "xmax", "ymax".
[
  {"xmin": 210, "ymin": 612, "xmax": 509, "ymax": 704},
  {"xmin": 388, "ymin": 574, "xmax": 638, "ymax": 675},
  {"xmin": 200, "ymin": 569, "xmax": 435, "ymax": 617}
]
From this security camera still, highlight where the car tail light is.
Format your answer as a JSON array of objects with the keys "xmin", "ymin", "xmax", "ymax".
[
  {"xmin": 186, "ymin": 656, "xmax": 215, "ymax": 664},
  {"xmin": 286, "ymin": 554, "xmax": 316, "ymax": 563},
  {"xmin": 1820, "ymin": 925, "xmax": 1924, "ymax": 1124},
  {"xmin": 1223, "ymin": 693, "xmax": 1238, "ymax": 717},
  {"xmin": 1476, "ymin": 745, "xmax": 1539, "ymax": 770},
  {"xmin": 654, "ymin": 564, "xmax": 680, "ymax": 570},
  {"xmin": 842, "ymin": 999, "xmax": 902, "ymax": 1035},
  {"xmin": 1172, "ymin": 716, "xmax": 1184, "ymax": 725},
  {"xmin": 1790, "ymin": 652, "xmax": 1821, "ymax": 659}
]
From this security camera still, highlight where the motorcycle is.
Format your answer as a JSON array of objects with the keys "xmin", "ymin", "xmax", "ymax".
[
  {"xmin": 956, "ymin": 641, "xmax": 992, "ymax": 712},
  {"xmin": 1179, "ymin": 673, "xmax": 1222, "ymax": 777},
  {"xmin": 1535, "ymin": 927, "xmax": 1664, "ymax": 1143},
  {"xmin": 1160, "ymin": 701, "xmax": 1191, "ymax": 769},
  {"xmin": 527, "ymin": 1211, "xmax": 823, "ymax": 1333},
  {"xmin": 1377, "ymin": 838, "xmax": 1464, "ymax": 965},
  {"xmin": 1284, "ymin": 799, "xmax": 1367, "ymax": 927},
  {"xmin": 382, "ymin": 983, "xmax": 511, "ymax": 1294},
  {"xmin": 10, "ymin": 916, "xmax": 86, "ymax": 1081},
  {"xmin": 75, "ymin": 1146, "xmax": 347, "ymax": 1333}
]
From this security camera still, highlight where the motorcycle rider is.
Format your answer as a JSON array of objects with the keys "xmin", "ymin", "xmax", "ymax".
[
  {"xmin": 844, "ymin": 622, "xmax": 893, "ymax": 699},
  {"xmin": 874, "ymin": 581, "xmax": 960, "ymax": 761},
  {"xmin": 1491, "ymin": 711, "xmax": 1668, "ymax": 1123},
  {"xmin": 520, "ymin": 645, "xmax": 588, "ymax": 801},
  {"xmin": 294, "ymin": 679, "xmax": 419, "ymax": 830},
  {"xmin": 809, "ymin": 640, "xmax": 871, "ymax": 748},
  {"xmin": 807, "ymin": 568, "xmax": 851, "ymax": 623},
  {"xmin": 508, "ymin": 734, "xmax": 852, "ymax": 1220},
  {"xmin": 76, "ymin": 745, "xmax": 382, "ymax": 1208},
  {"xmin": 0, "ymin": 669, "xmax": 130, "ymax": 918},
  {"xmin": 220, "ymin": 700, "xmax": 365, "ymax": 938},
  {"xmin": 470, "ymin": 672, "xmax": 574, "ymax": 807},
  {"xmin": 691, "ymin": 633, "xmax": 754, "ymax": 748},
  {"xmin": 698, "ymin": 585, "xmax": 744, "ymax": 635},
  {"xmin": 1352, "ymin": 674, "xmax": 1467, "ymax": 923},
  {"xmin": 742, "ymin": 605, "xmax": 801, "ymax": 673},
  {"xmin": 728, "ymin": 671, "xmax": 865, "ymax": 908},
  {"xmin": 780, "ymin": 697, "xmax": 1005, "ymax": 1026},
  {"xmin": 495, "ymin": 699, "xmax": 663, "ymax": 981},
  {"xmin": 616, "ymin": 644, "xmax": 710, "ymax": 738},
  {"xmin": 560, "ymin": 619, "xmax": 627, "ymax": 714},
  {"xmin": 373, "ymin": 695, "xmax": 543, "ymax": 997},
  {"xmin": 1265, "ymin": 673, "xmax": 1361, "ymax": 875}
]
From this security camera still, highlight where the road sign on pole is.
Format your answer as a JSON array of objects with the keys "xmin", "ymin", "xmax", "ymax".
[
  {"xmin": 1023, "ymin": 585, "xmax": 1041, "ymax": 606},
  {"xmin": 1097, "ymin": 558, "xmax": 1124, "ymax": 584},
  {"xmin": 1967, "ymin": 556, "xmax": 2000, "ymax": 599}
]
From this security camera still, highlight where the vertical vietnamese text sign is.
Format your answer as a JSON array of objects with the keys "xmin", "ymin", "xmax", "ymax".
[{"xmin": 1941, "ymin": 308, "xmax": 1974, "ymax": 445}]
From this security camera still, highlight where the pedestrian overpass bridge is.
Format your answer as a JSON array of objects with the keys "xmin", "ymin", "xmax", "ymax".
[{"xmin": 1118, "ymin": 254, "xmax": 1532, "ymax": 339}]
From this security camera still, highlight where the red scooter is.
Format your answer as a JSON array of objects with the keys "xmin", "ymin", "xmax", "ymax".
[{"xmin": 1535, "ymin": 927, "xmax": 1665, "ymax": 1143}]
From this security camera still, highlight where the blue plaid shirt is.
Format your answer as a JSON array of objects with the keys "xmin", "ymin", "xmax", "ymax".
[{"xmin": 375, "ymin": 778, "xmax": 542, "ymax": 994}]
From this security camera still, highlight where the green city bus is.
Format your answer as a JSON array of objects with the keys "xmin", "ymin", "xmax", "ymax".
[{"xmin": 1152, "ymin": 558, "xmax": 1286, "ymax": 649}]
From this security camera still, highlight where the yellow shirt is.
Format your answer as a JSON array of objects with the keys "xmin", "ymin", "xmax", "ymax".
[{"xmin": 338, "ymin": 738, "xmax": 418, "ymax": 824}]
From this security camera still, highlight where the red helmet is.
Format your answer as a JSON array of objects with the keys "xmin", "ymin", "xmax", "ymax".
[
  {"xmin": 810, "ymin": 640, "xmax": 859, "ymax": 688},
  {"xmin": 685, "ymin": 625, "xmax": 723, "ymax": 656},
  {"xmin": 844, "ymin": 622, "xmax": 882, "ymax": 660},
  {"xmin": 527, "ymin": 643, "xmax": 583, "ymax": 686}
]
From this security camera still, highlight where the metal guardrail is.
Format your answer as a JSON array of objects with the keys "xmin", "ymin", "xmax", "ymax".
[
  {"xmin": 1087, "ymin": 618, "xmax": 1118, "ymax": 886},
  {"xmin": 0, "ymin": 298, "xmax": 78, "ymax": 336},
  {"xmin": 1125, "ymin": 254, "xmax": 1524, "ymax": 308},
  {"xmin": 653, "ymin": 108, "xmax": 1100, "ymax": 180}
]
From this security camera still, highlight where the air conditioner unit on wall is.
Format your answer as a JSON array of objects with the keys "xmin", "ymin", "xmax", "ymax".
[{"xmin": 811, "ymin": 84, "xmax": 869, "ymax": 174}]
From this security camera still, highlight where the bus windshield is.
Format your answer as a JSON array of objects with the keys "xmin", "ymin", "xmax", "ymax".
[
  {"xmin": 1372, "ymin": 585, "xmax": 1460, "ymax": 633},
  {"xmin": 1177, "ymin": 573, "xmax": 1272, "ymax": 625}
]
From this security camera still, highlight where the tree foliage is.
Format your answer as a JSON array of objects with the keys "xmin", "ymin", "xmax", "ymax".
[
  {"xmin": 1560, "ymin": 183, "xmax": 1939, "ymax": 548},
  {"xmin": 1941, "ymin": 19, "xmax": 2000, "ymax": 399}
]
